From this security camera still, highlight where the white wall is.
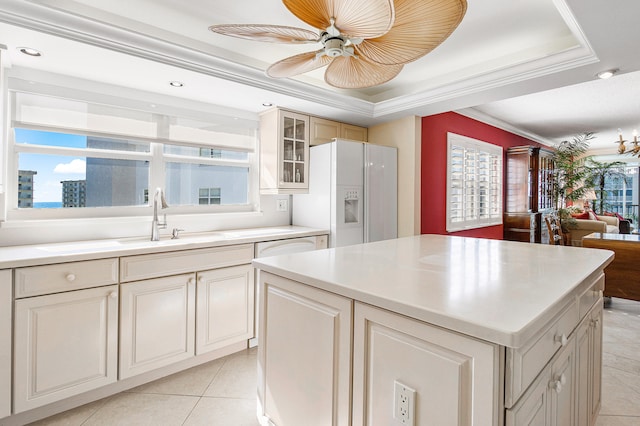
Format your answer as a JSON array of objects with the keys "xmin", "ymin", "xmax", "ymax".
[{"xmin": 368, "ymin": 116, "xmax": 422, "ymax": 237}]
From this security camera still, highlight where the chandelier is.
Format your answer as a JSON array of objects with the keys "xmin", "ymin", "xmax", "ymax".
[{"xmin": 616, "ymin": 128, "xmax": 640, "ymax": 156}]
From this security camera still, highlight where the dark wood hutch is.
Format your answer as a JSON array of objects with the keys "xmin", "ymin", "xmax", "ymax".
[{"xmin": 504, "ymin": 146, "xmax": 555, "ymax": 243}]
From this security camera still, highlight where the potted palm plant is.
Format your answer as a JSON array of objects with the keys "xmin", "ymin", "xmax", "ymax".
[{"xmin": 549, "ymin": 133, "xmax": 594, "ymax": 223}]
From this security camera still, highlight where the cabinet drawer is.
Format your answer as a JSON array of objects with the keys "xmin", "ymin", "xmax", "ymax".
[
  {"xmin": 15, "ymin": 258, "xmax": 119, "ymax": 298},
  {"xmin": 505, "ymin": 299, "xmax": 578, "ymax": 408},
  {"xmin": 578, "ymin": 273, "xmax": 604, "ymax": 320},
  {"xmin": 120, "ymin": 244, "xmax": 253, "ymax": 282}
]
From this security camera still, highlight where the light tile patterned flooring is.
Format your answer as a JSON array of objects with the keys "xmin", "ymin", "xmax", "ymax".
[
  {"xmin": 28, "ymin": 298, "xmax": 640, "ymax": 426},
  {"xmin": 596, "ymin": 298, "xmax": 640, "ymax": 425}
]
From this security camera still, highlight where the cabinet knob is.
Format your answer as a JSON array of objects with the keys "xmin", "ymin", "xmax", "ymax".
[
  {"xmin": 66, "ymin": 273, "xmax": 76, "ymax": 282},
  {"xmin": 554, "ymin": 333, "xmax": 568, "ymax": 346},
  {"xmin": 592, "ymin": 318, "xmax": 600, "ymax": 328},
  {"xmin": 109, "ymin": 291, "xmax": 118, "ymax": 299},
  {"xmin": 188, "ymin": 277, "xmax": 195, "ymax": 285},
  {"xmin": 552, "ymin": 379, "xmax": 563, "ymax": 393}
]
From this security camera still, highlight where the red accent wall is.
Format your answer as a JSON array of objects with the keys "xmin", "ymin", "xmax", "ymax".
[{"xmin": 421, "ymin": 112, "xmax": 545, "ymax": 239}]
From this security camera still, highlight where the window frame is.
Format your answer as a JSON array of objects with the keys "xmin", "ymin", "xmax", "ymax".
[
  {"xmin": 446, "ymin": 132, "xmax": 503, "ymax": 232},
  {"xmin": 4, "ymin": 80, "xmax": 259, "ymax": 221}
]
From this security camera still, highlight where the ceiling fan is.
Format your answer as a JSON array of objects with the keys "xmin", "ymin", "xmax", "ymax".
[{"xmin": 209, "ymin": 0, "xmax": 467, "ymax": 89}]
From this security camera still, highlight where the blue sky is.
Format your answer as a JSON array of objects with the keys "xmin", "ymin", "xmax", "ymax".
[{"xmin": 15, "ymin": 129, "xmax": 87, "ymax": 203}]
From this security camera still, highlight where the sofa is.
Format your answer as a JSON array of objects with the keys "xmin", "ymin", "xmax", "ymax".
[{"xmin": 565, "ymin": 213, "xmax": 620, "ymax": 246}]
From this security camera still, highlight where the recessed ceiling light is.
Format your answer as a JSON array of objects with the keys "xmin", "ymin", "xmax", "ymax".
[
  {"xmin": 262, "ymin": 102, "xmax": 273, "ymax": 107},
  {"xmin": 18, "ymin": 47, "xmax": 42, "ymax": 57},
  {"xmin": 596, "ymin": 69, "xmax": 618, "ymax": 79},
  {"xmin": 169, "ymin": 81, "xmax": 184, "ymax": 87}
]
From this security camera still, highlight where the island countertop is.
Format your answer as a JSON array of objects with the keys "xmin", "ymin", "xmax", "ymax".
[{"xmin": 252, "ymin": 234, "xmax": 614, "ymax": 348}]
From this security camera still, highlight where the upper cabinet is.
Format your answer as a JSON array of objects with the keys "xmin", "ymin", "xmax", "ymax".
[
  {"xmin": 309, "ymin": 116, "xmax": 368, "ymax": 146},
  {"xmin": 260, "ymin": 108, "xmax": 368, "ymax": 194},
  {"xmin": 260, "ymin": 109, "xmax": 310, "ymax": 194}
]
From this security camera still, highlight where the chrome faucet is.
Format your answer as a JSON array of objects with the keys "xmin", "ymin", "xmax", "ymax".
[{"xmin": 151, "ymin": 188, "xmax": 169, "ymax": 241}]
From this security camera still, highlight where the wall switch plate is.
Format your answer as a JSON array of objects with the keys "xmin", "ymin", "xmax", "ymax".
[
  {"xmin": 276, "ymin": 198, "xmax": 288, "ymax": 212},
  {"xmin": 394, "ymin": 380, "xmax": 416, "ymax": 425}
]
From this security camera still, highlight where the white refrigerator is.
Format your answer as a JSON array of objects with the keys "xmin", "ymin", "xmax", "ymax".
[{"xmin": 292, "ymin": 139, "xmax": 397, "ymax": 247}]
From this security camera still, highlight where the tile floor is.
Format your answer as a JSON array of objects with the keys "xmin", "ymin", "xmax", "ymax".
[
  {"xmin": 27, "ymin": 298, "xmax": 640, "ymax": 426},
  {"xmin": 596, "ymin": 297, "xmax": 640, "ymax": 426}
]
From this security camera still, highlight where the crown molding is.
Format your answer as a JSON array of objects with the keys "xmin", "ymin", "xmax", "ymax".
[
  {"xmin": 0, "ymin": 1, "xmax": 376, "ymax": 117},
  {"xmin": 456, "ymin": 107, "xmax": 557, "ymax": 147},
  {"xmin": 0, "ymin": 0, "xmax": 597, "ymax": 124}
]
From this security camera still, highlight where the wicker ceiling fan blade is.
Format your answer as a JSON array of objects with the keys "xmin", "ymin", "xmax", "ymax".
[
  {"xmin": 282, "ymin": 0, "xmax": 394, "ymax": 39},
  {"xmin": 355, "ymin": 0, "xmax": 467, "ymax": 65},
  {"xmin": 267, "ymin": 50, "xmax": 333, "ymax": 78},
  {"xmin": 209, "ymin": 24, "xmax": 320, "ymax": 43},
  {"xmin": 324, "ymin": 56, "xmax": 402, "ymax": 89}
]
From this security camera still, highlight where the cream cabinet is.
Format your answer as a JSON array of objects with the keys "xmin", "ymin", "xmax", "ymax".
[
  {"xmin": 257, "ymin": 272, "xmax": 352, "ymax": 426},
  {"xmin": 352, "ymin": 302, "xmax": 499, "ymax": 425},
  {"xmin": 576, "ymin": 302, "xmax": 603, "ymax": 426},
  {"xmin": 0, "ymin": 270, "xmax": 12, "ymax": 420},
  {"xmin": 548, "ymin": 336, "xmax": 576, "ymax": 425},
  {"xmin": 507, "ymin": 297, "xmax": 603, "ymax": 426},
  {"xmin": 260, "ymin": 108, "xmax": 310, "ymax": 194},
  {"xmin": 119, "ymin": 273, "xmax": 196, "ymax": 379},
  {"xmin": 119, "ymin": 244, "xmax": 254, "ymax": 378},
  {"xmin": 340, "ymin": 122, "xmax": 368, "ymax": 142},
  {"xmin": 506, "ymin": 328, "xmax": 577, "ymax": 426},
  {"xmin": 309, "ymin": 116, "xmax": 368, "ymax": 146},
  {"xmin": 13, "ymin": 284, "xmax": 119, "ymax": 413},
  {"xmin": 196, "ymin": 264, "xmax": 254, "ymax": 355}
]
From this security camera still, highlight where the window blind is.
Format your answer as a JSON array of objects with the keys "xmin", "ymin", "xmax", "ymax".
[
  {"xmin": 11, "ymin": 90, "xmax": 256, "ymax": 152},
  {"xmin": 447, "ymin": 133, "xmax": 502, "ymax": 232}
]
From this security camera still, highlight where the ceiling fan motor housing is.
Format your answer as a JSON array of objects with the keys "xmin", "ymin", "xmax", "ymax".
[{"xmin": 324, "ymin": 36, "xmax": 345, "ymax": 57}]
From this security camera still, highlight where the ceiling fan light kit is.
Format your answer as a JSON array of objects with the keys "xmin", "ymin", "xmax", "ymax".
[{"xmin": 209, "ymin": 0, "xmax": 467, "ymax": 88}]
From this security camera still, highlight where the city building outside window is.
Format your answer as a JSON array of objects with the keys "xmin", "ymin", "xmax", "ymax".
[{"xmin": 199, "ymin": 188, "xmax": 221, "ymax": 205}]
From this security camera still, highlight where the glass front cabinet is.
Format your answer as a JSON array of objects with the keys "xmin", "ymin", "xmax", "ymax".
[
  {"xmin": 259, "ymin": 108, "xmax": 309, "ymax": 194},
  {"xmin": 503, "ymin": 146, "xmax": 555, "ymax": 243}
]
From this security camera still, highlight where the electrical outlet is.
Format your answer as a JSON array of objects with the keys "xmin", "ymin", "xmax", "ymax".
[
  {"xmin": 394, "ymin": 381, "xmax": 416, "ymax": 426},
  {"xmin": 276, "ymin": 198, "xmax": 288, "ymax": 212}
]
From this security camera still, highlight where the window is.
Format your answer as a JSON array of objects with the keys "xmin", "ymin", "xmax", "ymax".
[
  {"xmin": 6, "ymin": 79, "xmax": 258, "ymax": 220},
  {"xmin": 446, "ymin": 133, "xmax": 502, "ymax": 232},
  {"xmin": 199, "ymin": 188, "xmax": 221, "ymax": 205}
]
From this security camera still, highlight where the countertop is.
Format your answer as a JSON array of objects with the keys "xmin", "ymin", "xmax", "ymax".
[
  {"xmin": 0, "ymin": 226, "xmax": 327, "ymax": 269},
  {"xmin": 252, "ymin": 234, "xmax": 614, "ymax": 348}
]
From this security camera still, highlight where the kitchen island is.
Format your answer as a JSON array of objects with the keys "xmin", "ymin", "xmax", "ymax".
[{"xmin": 252, "ymin": 235, "xmax": 613, "ymax": 426}]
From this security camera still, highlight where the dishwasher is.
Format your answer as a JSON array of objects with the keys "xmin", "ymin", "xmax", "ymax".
[{"xmin": 250, "ymin": 235, "xmax": 328, "ymax": 347}]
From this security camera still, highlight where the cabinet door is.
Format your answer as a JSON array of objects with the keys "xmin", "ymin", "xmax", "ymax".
[
  {"xmin": 260, "ymin": 108, "xmax": 310, "ymax": 194},
  {"xmin": 590, "ymin": 304, "xmax": 603, "ymax": 421},
  {"xmin": 196, "ymin": 264, "xmax": 254, "ymax": 355},
  {"xmin": 0, "ymin": 270, "xmax": 11, "ymax": 419},
  {"xmin": 340, "ymin": 123, "xmax": 368, "ymax": 141},
  {"xmin": 310, "ymin": 116, "xmax": 339, "ymax": 146},
  {"xmin": 548, "ymin": 342, "xmax": 575, "ymax": 426},
  {"xmin": 575, "ymin": 301, "xmax": 603, "ymax": 426},
  {"xmin": 353, "ymin": 303, "xmax": 500, "ymax": 426},
  {"xmin": 575, "ymin": 313, "xmax": 591, "ymax": 426},
  {"xmin": 119, "ymin": 274, "xmax": 195, "ymax": 379},
  {"xmin": 258, "ymin": 272, "xmax": 352, "ymax": 426},
  {"xmin": 14, "ymin": 285, "xmax": 118, "ymax": 413},
  {"xmin": 280, "ymin": 111, "xmax": 309, "ymax": 190},
  {"xmin": 506, "ymin": 371, "xmax": 549, "ymax": 426}
]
